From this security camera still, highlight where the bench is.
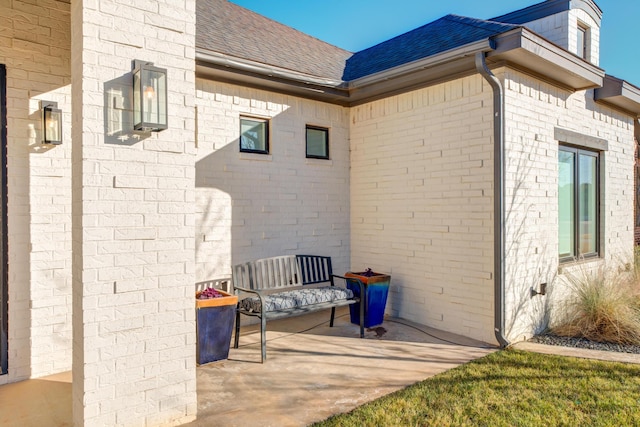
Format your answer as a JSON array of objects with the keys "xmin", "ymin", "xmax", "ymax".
[{"xmin": 232, "ymin": 255, "xmax": 364, "ymax": 362}]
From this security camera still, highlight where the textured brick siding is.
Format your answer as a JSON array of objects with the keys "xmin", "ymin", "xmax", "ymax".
[
  {"xmin": 0, "ymin": 0, "xmax": 72, "ymax": 385},
  {"xmin": 70, "ymin": 0, "xmax": 196, "ymax": 425},
  {"xmin": 350, "ymin": 75, "xmax": 496, "ymax": 344},
  {"xmin": 350, "ymin": 68, "xmax": 635, "ymax": 345},
  {"xmin": 524, "ymin": 12, "xmax": 570, "ymax": 51},
  {"xmin": 194, "ymin": 80, "xmax": 351, "ymax": 281},
  {"xmin": 502, "ymin": 68, "xmax": 634, "ymax": 341}
]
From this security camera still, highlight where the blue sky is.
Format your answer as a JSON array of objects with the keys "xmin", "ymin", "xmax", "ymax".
[{"xmin": 230, "ymin": 0, "xmax": 639, "ymax": 84}]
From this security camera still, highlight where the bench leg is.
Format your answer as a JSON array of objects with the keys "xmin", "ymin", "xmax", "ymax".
[
  {"xmin": 233, "ymin": 305, "xmax": 241, "ymax": 349},
  {"xmin": 329, "ymin": 307, "xmax": 336, "ymax": 327},
  {"xmin": 359, "ymin": 296, "xmax": 365, "ymax": 338},
  {"xmin": 260, "ymin": 313, "xmax": 267, "ymax": 363}
]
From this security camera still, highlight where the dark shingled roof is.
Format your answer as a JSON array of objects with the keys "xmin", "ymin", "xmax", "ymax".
[
  {"xmin": 196, "ymin": 0, "xmax": 352, "ymax": 80},
  {"xmin": 342, "ymin": 15, "xmax": 519, "ymax": 81},
  {"xmin": 196, "ymin": 2, "xmax": 520, "ymax": 83}
]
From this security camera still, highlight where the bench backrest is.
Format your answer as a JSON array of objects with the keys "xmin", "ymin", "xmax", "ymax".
[
  {"xmin": 232, "ymin": 255, "xmax": 335, "ymax": 291},
  {"xmin": 233, "ymin": 255, "xmax": 303, "ymax": 291},
  {"xmin": 296, "ymin": 255, "xmax": 334, "ymax": 286}
]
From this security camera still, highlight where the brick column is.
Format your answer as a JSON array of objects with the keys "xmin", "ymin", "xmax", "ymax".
[{"xmin": 71, "ymin": 1, "xmax": 196, "ymax": 425}]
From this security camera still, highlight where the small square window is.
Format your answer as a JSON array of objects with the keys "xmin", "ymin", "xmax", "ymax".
[
  {"xmin": 240, "ymin": 117, "xmax": 269, "ymax": 154},
  {"xmin": 306, "ymin": 126, "xmax": 329, "ymax": 159}
]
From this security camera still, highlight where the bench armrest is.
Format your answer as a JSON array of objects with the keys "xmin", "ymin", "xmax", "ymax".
[
  {"xmin": 234, "ymin": 285, "xmax": 268, "ymax": 313},
  {"xmin": 234, "ymin": 285, "xmax": 260, "ymax": 295}
]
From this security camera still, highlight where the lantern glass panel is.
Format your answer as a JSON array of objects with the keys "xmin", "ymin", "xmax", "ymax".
[
  {"xmin": 133, "ymin": 62, "xmax": 167, "ymax": 131},
  {"xmin": 142, "ymin": 68, "xmax": 167, "ymax": 128},
  {"xmin": 44, "ymin": 107, "xmax": 62, "ymax": 144},
  {"xmin": 133, "ymin": 69, "xmax": 141, "ymax": 128}
]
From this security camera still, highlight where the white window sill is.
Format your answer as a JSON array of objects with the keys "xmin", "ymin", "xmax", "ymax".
[
  {"xmin": 305, "ymin": 158, "xmax": 333, "ymax": 166},
  {"xmin": 557, "ymin": 256, "xmax": 605, "ymax": 275},
  {"xmin": 239, "ymin": 152, "xmax": 272, "ymax": 162}
]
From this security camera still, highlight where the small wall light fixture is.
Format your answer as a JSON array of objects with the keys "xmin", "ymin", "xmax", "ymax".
[
  {"xmin": 132, "ymin": 60, "xmax": 168, "ymax": 132},
  {"xmin": 40, "ymin": 101, "xmax": 62, "ymax": 145},
  {"xmin": 531, "ymin": 283, "xmax": 547, "ymax": 297}
]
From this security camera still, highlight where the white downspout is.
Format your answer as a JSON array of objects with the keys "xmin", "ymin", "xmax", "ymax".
[{"xmin": 475, "ymin": 52, "xmax": 510, "ymax": 348}]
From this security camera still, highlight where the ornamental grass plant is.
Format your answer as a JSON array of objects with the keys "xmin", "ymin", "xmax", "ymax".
[{"xmin": 551, "ymin": 263, "xmax": 640, "ymax": 345}]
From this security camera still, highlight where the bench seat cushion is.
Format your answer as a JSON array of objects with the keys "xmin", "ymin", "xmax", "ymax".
[{"xmin": 239, "ymin": 286, "xmax": 354, "ymax": 313}]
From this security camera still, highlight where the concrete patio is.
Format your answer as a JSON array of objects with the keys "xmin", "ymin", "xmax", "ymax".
[{"xmin": 0, "ymin": 308, "xmax": 494, "ymax": 427}]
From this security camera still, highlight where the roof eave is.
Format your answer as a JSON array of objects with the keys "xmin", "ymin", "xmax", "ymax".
[
  {"xmin": 346, "ymin": 38, "xmax": 495, "ymax": 105},
  {"xmin": 196, "ymin": 39, "xmax": 498, "ymax": 106},
  {"xmin": 348, "ymin": 39, "xmax": 495, "ymax": 89},
  {"xmin": 196, "ymin": 49, "xmax": 345, "ymax": 87},
  {"xmin": 487, "ymin": 27, "xmax": 604, "ymax": 90},
  {"xmin": 595, "ymin": 75, "xmax": 640, "ymax": 117},
  {"xmin": 195, "ymin": 49, "xmax": 351, "ymax": 105},
  {"xmin": 196, "ymin": 28, "xmax": 606, "ymax": 106}
]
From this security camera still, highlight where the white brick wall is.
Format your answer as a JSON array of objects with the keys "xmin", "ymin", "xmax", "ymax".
[
  {"xmin": 0, "ymin": 0, "xmax": 73, "ymax": 385},
  {"xmin": 350, "ymin": 76, "xmax": 497, "ymax": 344},
  {"xmin": 0, "ymin": 2, "xmax": 631, "ymax": 418},
  {"xmin": 350, "ymin": 67, "xmax": 635, "ymax": 345},
  {"xmin": 502, "ymin": 68, "xmax": 634, "ymax": 341},
  {"xmin": 195, "ymin": 80, "xmax": 351, "ymax": 282},
  {"xmin": 524, "ymin": 12, "xmax": 570, "ymax": 52},
  {"xmin": 71, "ymin": 1, "xmax": 196, "ymax": 426}
]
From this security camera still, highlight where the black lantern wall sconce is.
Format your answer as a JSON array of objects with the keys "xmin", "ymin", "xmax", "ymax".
[
  {"xmin": 40, "ymin": 100, "xmax": 62, "ymax": 145},
  {"xmin": 132, "ymin": 60, "xmax": 168, "ymax": 132}
]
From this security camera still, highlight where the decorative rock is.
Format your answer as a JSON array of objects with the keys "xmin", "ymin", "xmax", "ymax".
[{"xmin": 529, "ymin": 335, "xmax": 640, "ymax": 355}]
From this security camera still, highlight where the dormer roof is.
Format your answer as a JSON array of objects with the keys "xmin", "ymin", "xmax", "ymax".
[{"xmin": 492, "ymin": 0, "xmax": 602, "ymax": 25}]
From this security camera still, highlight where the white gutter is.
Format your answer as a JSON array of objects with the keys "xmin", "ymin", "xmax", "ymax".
[
  {"xmin": 197, "ymin": 38, "xmax": 495, "ymax": 97},
  {"xmin": 196, "ymin": 50, "xmax": 346, "ymax": 89}
]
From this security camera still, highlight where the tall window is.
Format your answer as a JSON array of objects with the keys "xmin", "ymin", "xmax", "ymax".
[
  {"xmin": 635, "ymin": 144, "xmax": 640, "ymax": 245},
  {"xmin": 577, "ymin": 25, "xmax": 588, "ymax": 60},
  {"xmin": 306, "ymin": 126, "xmax": 329, "ymax": 159},
  {"xmin": 558, "ymin": 146, "xmax": 599, "ymax": 261},
  {"xmin": 0, "ymin": 64, "xmax": 7, "ymax": 375},
  {"xmin": 240, "ymin": 117, "xmax": 269, "ymax": 154}
]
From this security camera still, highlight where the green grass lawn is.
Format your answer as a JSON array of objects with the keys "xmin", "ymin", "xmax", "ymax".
[{"xmin": 314, "ymin": 349, "xmax": 640, "ymax": 427}]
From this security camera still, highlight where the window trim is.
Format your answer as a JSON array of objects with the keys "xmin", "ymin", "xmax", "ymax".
[
  {"xmin": 559, "ymin": 144, "xmax": 600, "ymax": 263},
  {"xmin": 239, "ymin": 116, "xmax": 269, "ymax": 155},
  {"xmin": 1, "ymin": 64, "xmax": 7, "ymax": 375},
  {"xmin": 577, "ymin": 23, "xmax": 589, "ymax": 60},
  {"xmin": 305, "ymin": 125, "xmax": 330, "ymax": 160}
]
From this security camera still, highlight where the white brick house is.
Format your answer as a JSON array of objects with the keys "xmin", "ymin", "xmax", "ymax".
[{"xmin": 1, "ymin": 0, "xmax": 639, "ymax": 425}]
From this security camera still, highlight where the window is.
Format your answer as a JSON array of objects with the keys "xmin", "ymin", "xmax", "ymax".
[
  {"xmin": 240, "ymin": 117, "xmax": 269, "ymax": 154},
  {"xmin": 636, "ymin": 149, "xmax": 640, "ymax": 229},
  {"xmin": 577, "ymin": 24, "xmax": 588, "ymax": 60},
  {"xmin": 306, "ymin": 126, "xmax": 329, "ymax": 159},
  {"xmin": 558, "ymin": 146, "xmax": 599, "ymax": 261}
]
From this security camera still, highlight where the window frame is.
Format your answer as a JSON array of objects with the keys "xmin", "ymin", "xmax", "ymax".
[
  {"xmin": 305, "ymin": 125, "xmax": 330, "ymax": 160},
  {"xmin": 558, "ymin": 144, "xmax": 600, "ymax": 263},
  {"xmin": 577, "ymin": 23, "xmax": 589, "ymax": 60},
  {"xmin": 239, "ymin": 116, "xmax": 269, "ymax": 155}
]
